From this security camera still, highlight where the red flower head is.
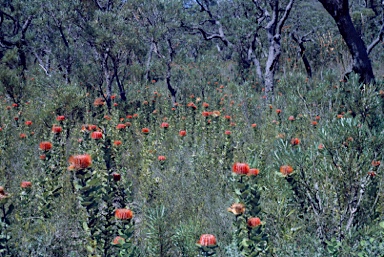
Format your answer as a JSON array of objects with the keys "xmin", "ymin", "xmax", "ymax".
[
  {"xmin": 232, "ymin": 162, "xmax": 250, "ymax": 175},
  {"xmin": 225, "ymin": 130, "xmax": 231, "ymax": 135},
  {"xmin": 227, "ymin": 203, "xmax": 246, "ymax": 215},
  {"xmin": 288, "ymin": 116, "xmax": 295, "ymax": 121},
  {"xmin": 197, "ymin": 234, "xmax": 217, "ymax": 247},
  {"xmin": 112, "ymin": 173, "xmax": 121, "ymax": 181},
  {"xmin": 12, "ymin": 103, "xmax": 18, "ymax": 108},
  {"xmin": 56, "ymin": 115, "xmax": 65, "ymax": 121},
  {"xmin": 179, "ymin": 130, "xmax": 187, "ymax": 137},
  {"xmin": 202, "ymin": 111, "xmax": 211, "ymax": 117},
  {"xmin": 112, "ymin": 236, "xmax": 125, "ymax": 245},
  {"xmin": 111, "ymin": 94, "xmax": 116, "ymax": 100},
  {"xmin": 225, "ymin": 115, "xmax": 231, "ymax": 120},
  {"xmin": 25, "ymin": 120, "xmax": 33, "ymax": 126},
  {"xmin": 113, "ymin": 140, "xmax": 122, "ymax": 146},
  {"xmin": 93, "ymin": 97, "xmax": 105, "ymax": 106},
  {"xmin": 247, "ymin": 217, "xmax": 261, "ymax": 228},
  {"xmin": 19, "ymin": 133, "xmax": 27, "ymax": 139},
  {"xmin": 126, "ymin": 115, "xmax": 133, "ymax": 119},
  {"xmin": 87, "ymin": 124, "xmax": 97, "ymax": 131},
  {"xmin": 20, "ymin": 181, "xmax": 32, "ymax": 188},
  {"xmin": 39, "ymin": 141, "xmax": 53, "ymax": 151},
  {"xmin": 187, "ymin": 102, "xmax": 197, "ymax": 110},
  {"xmin": 248, "ymin": 168, "xmax": 260, "ymax": 176},
  {"xmin": 116, "ymin": 124, "xmax": 126, "ymax": 130},
  {"xmin": 68, "ymin": 154, "xmax": 92, "ymax": 170},
  {"xmin": 251, "ymin": 123, "xmax": 257, "ymax": 128},
  {"xmin": 158, "ymin": 155, "xmax": 166, "ymax": 161},
  {"xmin": 276, "ymin": 109, "xmax": 282, "ymax": 114},
  {"xmin": 115, "ymin": 209, "xmax": 133, "ymax": 220},
  {"xmin": 202, "ymin": 102, "xmax": 209, "ymax": 108},
  {"xmin": 311, "ymin": 121, "xmax": 318, "ymax": 126},
  {"xmin": 142, "ymin": 128, "xmax": 150, "ymax": 134},
  {"xmin": 290, "ymin": 138, "xmax": 300, "ymax": 146},
  {"xmin": 52, "ymin": 125, "xmax": 63, "ymax": 134},
  {"xmin": 91, "ymin": 131, "xmax": 103, "ymax": 139},
  {"xmin": 372, "ymin": 160, "xmax": 381, "ymax": 167},
  {"xmin": 160, "ymin": 122, "xmax": 169, "ymax": 129},
  {"xmin": 280, "ymin": 165, "xmax": 293, "ymax": 176}
]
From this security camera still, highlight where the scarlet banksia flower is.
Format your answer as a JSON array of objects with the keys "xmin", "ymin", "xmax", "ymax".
[
  {"xmin": 142, "ymin": 128, "xmax": 150, "ymax": 134},
  {"xmin": 52, "ymin": 125, "xmax": 63, "ymax": 134},
  {"xmin": 39, "ymin": 141, "xmax": 53, "ymax": 151},
  {"xmin": 115, "ymin": 209, "xmax": 133, "ymax": 220},
  {"xmin": 93, "ymin": 97, "xmax": 105, "ymax": 106},
  {"xmin": 113, "ymin": 140, "xmax": 122, "ymax": 146},
  {"xmin": 91, "ymin": 131, "xmax": 103, "ymax": 139},
  {"xmin": 116, "ymin": 124, "xmax": 126, "ymax": 130},
  {"xmin": 247, "ymin": 217, "xmax": 261, "ymax": 228},
  {"xmin": 56, "ymin": 115, "xmax": 65, "ymax": 121},
  {"xmin": 20, "ymin": 181, "xmax": 32, "ymax": 188},
  {"xmin": 112, "ymin": 173, "xmax": 121, "ymax": 181},
  {"xmin": 290, "ymin": 138, "xmax": 300, "ymax": 146},
  {"xmin": 280, "ymin": 165, "xmax": 293, "ymax": 176},
  {"xmin": 68, "ymin": 154, "xmax": 92, "ymax": 170},
  {"xmin": 248, "ymin": 168, "xmax": 260, "ymax": 176},
  {"xmin": 160, "ymin": 122, "xmax": 169, "ymax": 128},
  {"xmin": 25, "ymin": 120, "xmax": 32, "ymax": 126},
  {"xmin": 372, "ymin": 160, "xmax": 381, "ymax": 167},
  {"xmin": 227, "ymin": 203, "xmax": 245, "ymax": 215},
  {"xmin": 197, "ymin": 234, "xmax": 217, "ymax": 247},
  {"xmin": 112, "ymin": 236, "xmax": 125, "ymax": 245},
  {"xmin": 232, "ymin": 162, "xmax": 250, "ymax": 175}
]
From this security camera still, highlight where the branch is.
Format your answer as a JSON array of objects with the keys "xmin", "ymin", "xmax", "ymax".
[
  {"xmin": 277, "ymin": 0, "xmax": 294, "ymax": 33},
  {"xmin": 367, "ymin": 23, "xmax": 384, "ymax": 56}
]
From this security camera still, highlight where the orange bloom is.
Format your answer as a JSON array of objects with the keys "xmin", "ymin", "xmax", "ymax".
[
  {"xmin": 311, "ymin": 121, "xmax": 318, "ymax": 126},
  {"xmin": 160, "ymin": 122, "xmax": 169, "ymax": 128},
  {"xmin": 179, "ymin": 130, "xmax": 187, "ymax": 137},
  {"xmin": 202, "ymin": 111, "xmax": 211, "ymax": 117},
  {"xmin": 227, "ymin": 203, "xmax": 246, "ymax": 215},
  {"xmin": 39, "ymin": 141, "xmax": 53, "ymax": 151},
  {"xmin": 197, "ymin": 234, "xmax": 217, "ymax": 247},
  {"xmin": 142, "ymin": 128, "xmax": 150, "ymax": 134},
  {"xmin": 91, "ymin": 131, "xmax": 103, "ymax": 139},
  {"xmin": 113, "ymin": 140, "xmax": 122, "ymax": 146},
  {"xmin": 290, "ymin": 138, "xmax": 300, "ymax": 146},
  {"xmin": 232, "ymin": 162, "xmax": 250, "ymax": 175},
  {"xmin": 56, "ymin": 115, "xmax": 65, "ymax": 121},
  {"xmin": 225, "ymin": 115, "xmax": 231, "ymax": 120},
  {"xmin": 372, "ymin": 160, "xmax": 381, "ymax": 167},
  {"xmin": 20, "ymin": 181, "xmax": 32, "ymax": 188},
  {"xmin": 115, "ymin": 209, "xmax": 133, "ymax": 220},
  {"xmin": 251, "ymin": 123, "xmax": 257, "ymax": 128},
  {"xmin": 88, "ymin": 124, "xmax": 97, "ymax": 131},
  {"xmin": 202, "ymin": 102, "xmax": 209, "ymax": 108},
  {"xmin": 211, "ymin": 111, "xmax": 221, "ymax": 117},
  {"xmin": 248, "ymin": 168, "xmax": 260, "ymax": 176},
  {"xmin": 112, "ymin": 236, "xmax": 125, "ymax": 245},
  {"xmin": 25, "ymin": 120, "xmax": 33, "ymax": 126},
  {"xmin": 52, "ymin": 125, "xmax": 63, "ymax": 134},
  {"xmin": 19, "ymin": 133, "xmax": 27, "ymax": 139},
  {"xmin": 116, "ymin": 124, "xmax": 126, "ymax": 130},
  {"xmin": 68, "ymin": 154, "xmax": 92, "ymax": 170},
  {"xmin": 247, "ymin": 217, "xmax": 261, "ymax": 228},
  {"xmin": 280, "ymin": 165, "xmax": 293, "ymax": 176},
  {"xmin": 187, "ymin": 102, "xmax": 197, "ymax": 109},
  {"xmin": 126, "ymin": 115, "xmax": 133, "ymax": 119},
  {"xmin": 93, "ymin": 97, "xmax": 105, "ymax": 106}
]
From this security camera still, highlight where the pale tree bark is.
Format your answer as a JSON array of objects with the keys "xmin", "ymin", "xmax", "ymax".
[
  {"xmin": 318, "ymin": 0, "xmax": 375, "ymax": 84},
  {"xmin": 184, "ymin": 0, "xmax": 294, "ymax": 101}
]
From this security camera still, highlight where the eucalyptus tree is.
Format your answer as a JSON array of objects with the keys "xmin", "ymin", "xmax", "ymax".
[
  {"xmin": 182, "ymin": 0, "xmax": 294, "ymax": 100},
  {"xmin": 0, "ymin": 0, "xmax": 34, "ymax": 103}
]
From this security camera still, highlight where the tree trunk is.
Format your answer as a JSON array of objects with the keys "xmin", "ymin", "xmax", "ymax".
[{"xmin": 318, "ymin": 0, "xmax": 375, "ymax": 84}]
